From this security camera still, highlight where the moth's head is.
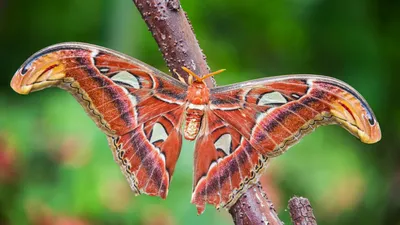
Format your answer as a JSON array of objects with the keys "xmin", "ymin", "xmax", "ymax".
[
  {"xmin": 11, "ymin": 48, "xmax": 66, "ymax": 95},
  {"xmin": 181, "ymin": 67, "xmax": 225, "ymax": 85}
]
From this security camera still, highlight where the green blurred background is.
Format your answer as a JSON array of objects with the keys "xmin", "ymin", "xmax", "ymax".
[{"xmin": 0, "ymin": 0, "xmax": 399, "ymax": 224}]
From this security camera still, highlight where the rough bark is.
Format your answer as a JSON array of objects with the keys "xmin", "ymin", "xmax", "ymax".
[
  {"xmin": 131, "ymin": 0, "xmax": 315, "ymax": 224},
  {"xmin": 229, "ymin": 183, "xmax": 284, "ymax": 225},
  {"xmin": 288, "ymin": 197, "xmax": 317, "ymax": 225},
  {"xmin": 132, "ymin": 0, "xmax": 214, "ymax": 87}
]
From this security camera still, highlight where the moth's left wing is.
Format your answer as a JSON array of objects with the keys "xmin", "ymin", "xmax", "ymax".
[
  {"xmin": 10, "ymin": 42, "xmax": 187, "ymax": 199},
  {"xmin": 192, "ymin": 75, "xmax": 381, "ymax": 213}
]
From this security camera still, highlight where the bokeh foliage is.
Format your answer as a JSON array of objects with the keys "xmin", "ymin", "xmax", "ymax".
[{"xmin": 0, "ymin": 0, "xmax": 399, "ymax": 224}]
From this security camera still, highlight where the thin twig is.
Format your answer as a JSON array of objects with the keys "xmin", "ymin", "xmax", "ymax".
[{"xmin": 288, "ymin": 197, "xmax": 317, "ymax": 225}]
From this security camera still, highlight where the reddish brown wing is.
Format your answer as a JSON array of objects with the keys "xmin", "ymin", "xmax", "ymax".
[
  {"xmin": 191, "ymin": 111, "xmax": 268, "ymax": 214},
  {"xmin": 192, "ymin": 76, "xmax": 381, "ymax": 213},
  {"xmin": 108, "ymin": 107, "xmax": 183, "ymax": 198},
  {"xmin": 11, "ymin": 42, "xmax": 187, "ymax": 198}
]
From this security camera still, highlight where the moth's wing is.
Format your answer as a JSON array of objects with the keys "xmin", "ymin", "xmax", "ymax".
[
  {"xmin": 11, "ymin": 42, "xmax": 187, "ymax": 198},
  {"xmin": 108, "ymin": 107, "xmax": 184, "ymax": 198},
  {"xmin": 11, "ymin": 42, "xmax": 188, "ymax": 136},
  {"xmin": 192, "ymin": 75, "xmax": 381, "ymax": 213},
  {"xmin": 191, "ymin": 111, "xmax": 268, "ymax": 214},
  {"xmin": 210, "ymin": 75, "xmax": 381, "ymax": 155}
]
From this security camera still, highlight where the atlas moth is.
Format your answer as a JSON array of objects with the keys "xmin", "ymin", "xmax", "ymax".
[{"xmin": 11, "ymin": 42, "xmax": 381, "ymax": 214}]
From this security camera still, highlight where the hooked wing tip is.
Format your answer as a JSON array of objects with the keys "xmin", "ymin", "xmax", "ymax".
[
  {"xmin": 10, "ymin": 77, "xmax": 32, "ymax": 95},
  {"xmin": 358, "ymin": 120, "xmax": 381, "ymax": 144},
  {"xmin": 330, "ymin": 100, "xmax": 381, "ymax": 145}
]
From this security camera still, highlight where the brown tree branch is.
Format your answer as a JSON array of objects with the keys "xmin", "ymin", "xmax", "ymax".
[
  {"xmin": 131, "ymin": 0, "xmax": 314, "ymax": 224},
  {"xmin": 132, "ymin": 0, "xmax": 214, "ymax": 87},
  {"xmin": 288, "ymin": 197, "xmax": 317, "ymax": 225},
  {"xmin": 229, "ymin": 183, "xmax": 283, "ymax": 225}
]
